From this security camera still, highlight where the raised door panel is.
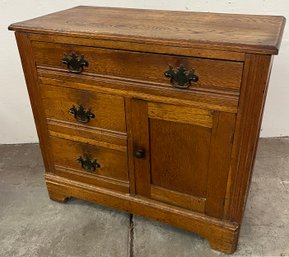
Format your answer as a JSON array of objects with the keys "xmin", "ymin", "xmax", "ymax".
[
  {"xmin": 150, "ymin": 119, "xmax": 211, "ymax": 198},
  {"xmin": 131, "ymin": 99, "xmax": 235, "ymax": 218}
]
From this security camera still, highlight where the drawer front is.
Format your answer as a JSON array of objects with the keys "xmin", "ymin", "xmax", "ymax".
[
  {"xmin": 50, "ymin": 136, "xmax": 129, "ymax": 192},
  {"xmin": 40, "ymin": 84, "xmax": 126, "ymax": 133},
  {"xmin": 32, "ymin": 41, "xmax": 243, "ymax": 92}
]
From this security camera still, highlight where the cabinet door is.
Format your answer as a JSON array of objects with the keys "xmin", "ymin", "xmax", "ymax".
[{"xmin": 130, "ymin": 99, "xmax": 236, "ymax": 218}]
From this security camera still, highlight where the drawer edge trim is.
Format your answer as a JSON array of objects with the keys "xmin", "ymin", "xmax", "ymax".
[
  {"xmin": 49, "ymin": 130, "xmax": 127, "ymax": 152},
  {"xmin": 55, "ymin": 165, "xmax": 129, "ymax": 186}
]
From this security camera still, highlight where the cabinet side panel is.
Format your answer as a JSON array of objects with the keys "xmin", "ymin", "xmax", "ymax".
[
  {"xmin": 15, "ymin": 32, "xmax": 54, "ymax": 172},
  {"xmin": 225, "ymin": 54, "xmax": 273, "ymax": 223}
]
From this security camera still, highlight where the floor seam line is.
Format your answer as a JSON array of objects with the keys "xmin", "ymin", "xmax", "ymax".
[{"xmin": 128, "ymin": 214, "xmax": 135, "ymax": 257}]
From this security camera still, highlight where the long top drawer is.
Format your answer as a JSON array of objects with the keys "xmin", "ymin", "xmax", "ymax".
[{"xmin": 32, "ymin": 41, "xmax": 243, "ymax": 92}]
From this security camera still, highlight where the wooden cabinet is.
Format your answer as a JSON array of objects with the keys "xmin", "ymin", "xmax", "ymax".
[{"xmin": 9, "ymin": 6, "xmax": 285, "ymax": 254}]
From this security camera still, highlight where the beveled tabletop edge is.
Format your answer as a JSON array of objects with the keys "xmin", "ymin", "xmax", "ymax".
[{"xmin": 8, "ymin": 6, "xmax": 286, "ymax": 55}]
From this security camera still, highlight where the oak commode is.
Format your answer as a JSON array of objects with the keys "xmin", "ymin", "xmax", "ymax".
[{"xmin": 9, "ymin": 6, "xmax": 285, "ymax": 253}]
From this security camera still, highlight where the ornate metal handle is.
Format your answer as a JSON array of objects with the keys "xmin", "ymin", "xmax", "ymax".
[
  {"xmin": 69, "ymin": 105, "xmax": 95, "ymax": 123},
  {"xmin": 77, "ymin": 156, "xmax": 100, "ymax": 172},
  {"xmin": 62, "ymin": 52, "xmax": 88, "ymax": 73},
  {"xmin": 164, "ymin": 64, "xmax": 198, "ymax": 89},
  {"xmin": 135, "ymin": 149, "xmax": 145, "ymax": 159}
]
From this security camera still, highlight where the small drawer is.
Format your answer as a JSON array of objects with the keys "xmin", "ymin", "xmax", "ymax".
[
  {"xmin": 32, "ymin": 41, "xmax": 243, "ymax": 92},
  {"xmin": 40, "ymin": 84, "xmax": 126, "ymax": 133},
  {"xmin": 50, "ymin": 136, "xmax": 129, "ymax": 193}
]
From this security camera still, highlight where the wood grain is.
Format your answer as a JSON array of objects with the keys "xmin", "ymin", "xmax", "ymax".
[
  {"xmin": 224, "ymin": 54, "xmax": 273, "ymax": 223},
  {"xmin": 40, "ymin": 83, "xmax": 126, "ymax": 132},
  {"xmin": 15, "ymin": 32, "xmax": 55, "ymax": 173},
  {"xmin": 130, "ymin": 99, "xmax": 151, "ymax": 197},
  {"xmin": 47, "ymin": 189, "xmax": 70, "ymax": 203},
  {"xmin": 50, "ymin": 136, "xmax": 129, "ymax": 182},
  {"xmin": 32, "ymin": 41, "xmax": 243, "ymax": 91},
  {"xmin": 124, "ymin": 98, "xmax": 136, "ymax": 195},
  {"xmin": 53, "ymin": 165, "xmax": 129, "ymax": 193},
  {"xmin": 151, "ymin": 185, "xmax": 206, "ymax": 213},
  {"xmin": 47, "ymin": 120, "xmax": 127, "ymax": 148},
  {"xmin": 205, "ymin": 112, "xmax": 236, "ymax": 218},
  {"xmin": 148, "ymin": 102, "xmax": 213, "ymax": 128},
  {"xmin": 49, "ymin": 130, "xmax": 126, "ymax": 152},
  {"xmin": 29, "ymin": 33, "xmax": 246, "ymax": 61},
  {"xmin": 149, "ymin": 118, "xmax": 211, "ymax": 198},
  {"xmin": 11, "ymin": 7, "xmax": 284, "ymax": 254},
  {"xmin": 46, "ymin": 173, "xmax": 240, "ymax": 254},
  {"xmin": 9, "ymin": 6, "xmax": 285, "ymax": 54},
  {"xmin": 39, "ymin": 73, "xmax": 239, "ymax": 113}
]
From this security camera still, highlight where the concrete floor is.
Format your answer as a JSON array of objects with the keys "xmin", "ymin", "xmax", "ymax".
[{"xmin": 0, "ymin": 138, "xmax": 288, "ymax": 257}]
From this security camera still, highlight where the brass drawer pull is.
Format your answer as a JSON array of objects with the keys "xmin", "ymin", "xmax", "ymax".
[
  {"xmin": 62, "ymin": 52, "xmax": 88, "ymax": 73},
  {"xmin": 164, "ymin": 64, "xmax": 198, "ymax": 89},
  {"xmin": 77, "ymin": 156, "xmax": 100, "ymax": 172},
  {"xmin": 69, "ymin": 105, "xmax": 95, "ymax": 123}
]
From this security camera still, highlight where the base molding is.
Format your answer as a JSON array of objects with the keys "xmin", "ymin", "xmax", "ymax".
[
  {"xmin": 47, "ymin": 188, "xmax": 70, "ymax": 203},
  {"xmin": 45, "ymin": 173, "xmax": 240, "ymax": 254}
]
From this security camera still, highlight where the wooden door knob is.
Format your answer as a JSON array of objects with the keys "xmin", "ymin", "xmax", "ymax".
[{"xmin": 135, "ymin": 149, "xmax": 145, "ymax": 159}]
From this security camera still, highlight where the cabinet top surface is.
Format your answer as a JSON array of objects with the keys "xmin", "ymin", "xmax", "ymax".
[{"xmin": 9, "ymin": 6, "xmax": 285, "ymax": 54}]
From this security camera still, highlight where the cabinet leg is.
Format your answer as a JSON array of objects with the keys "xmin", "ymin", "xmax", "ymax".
[
  {"xmin": 47, "ymin": 189, "xmax": 70, "ymax": 203},
  {"xmin": 207, "ymin": 233, "xmax": 239, "ymax": 254}
]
